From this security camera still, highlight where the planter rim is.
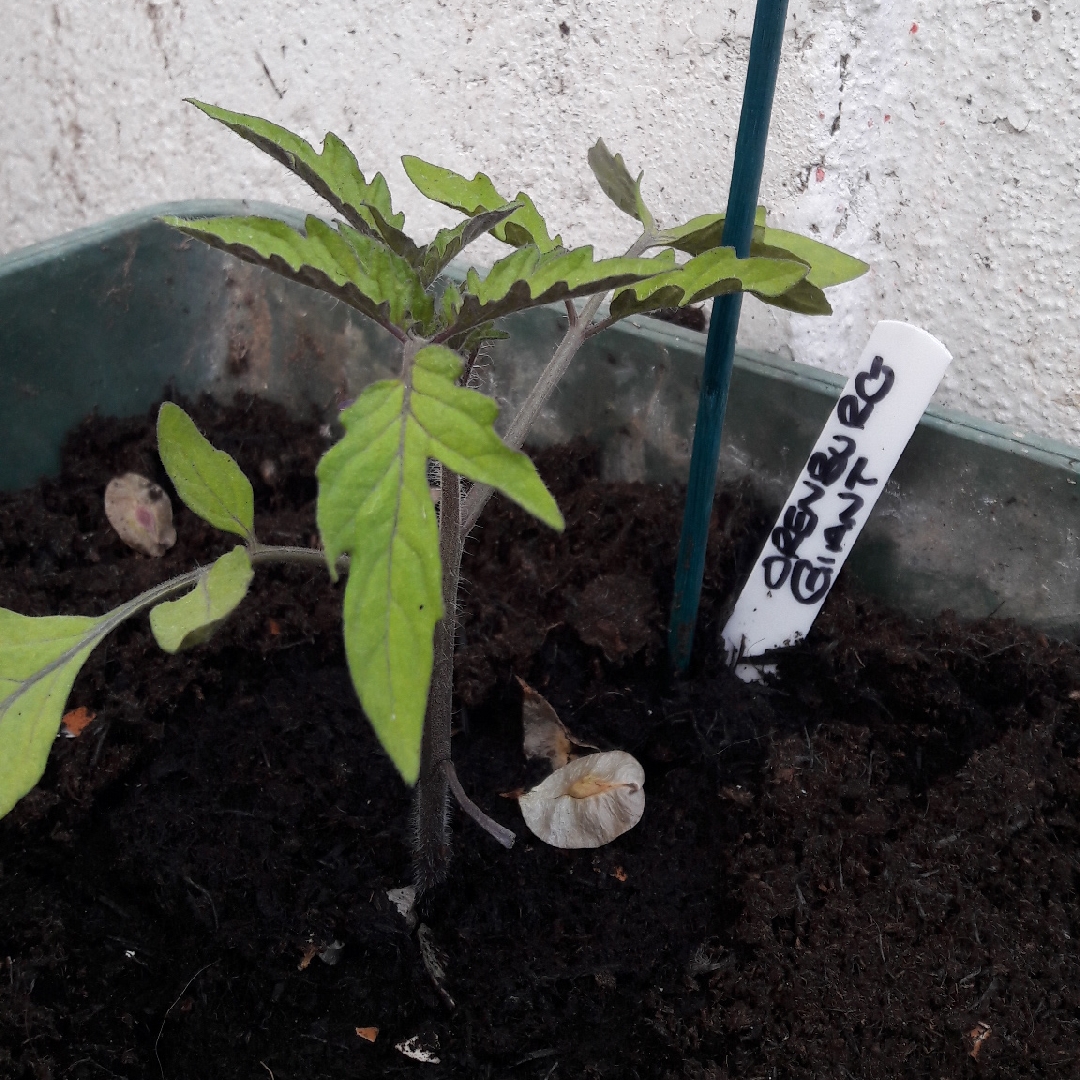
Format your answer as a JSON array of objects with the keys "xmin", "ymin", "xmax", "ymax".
[{"xmin": 7, "ymin": 201, "xmax": 1076, "ymax": 473}]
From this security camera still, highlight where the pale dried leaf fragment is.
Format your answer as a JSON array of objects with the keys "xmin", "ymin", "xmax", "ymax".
[
  {"xmin": 317, "ymin": 940, "xmax": 344, "ymax": 966},
  {"xmin": 387, "ymin": 885, "xmax": 417, "ymax": 930},
  {"xmin": 517, "ymin": 677, "xmax": 598, "ymax": 769},
  {"xmin": 519, "ymin": 750, "xmax": 645, "ymax": 848},
  {"xmin": 104, "ymin": 473, "xmax": 176, "ymax": 557},
  {"xmin": 387, "ymin": 885, "xmax": 415, "ymax": 917},
  {"xmin": 519, "ymin": 677, "xmax": 573, "ymax": 768}
]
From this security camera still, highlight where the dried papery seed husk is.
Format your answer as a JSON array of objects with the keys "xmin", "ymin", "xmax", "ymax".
[
  {"xmin": 518, "ymin": 750, "xmax": 645, "ymax": 849},
  {"xmin": 104, "ymin": 473, "xmax": 177, "ymax": 557}
]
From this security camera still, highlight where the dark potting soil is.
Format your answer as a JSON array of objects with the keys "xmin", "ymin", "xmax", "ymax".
[{"xmin": 1, "ymin": 395, "xmax": 1078, "ymax": 1080}]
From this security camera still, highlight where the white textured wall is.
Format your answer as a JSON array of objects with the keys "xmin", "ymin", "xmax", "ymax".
[{"xmin": 3, "ymin": 1, "xmax": 1078, "ymax": 446}]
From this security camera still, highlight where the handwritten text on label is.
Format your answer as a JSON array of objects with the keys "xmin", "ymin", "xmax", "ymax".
[{"xmin": 722, "ymin": 321, "xmax": 952, "ymax": 680}]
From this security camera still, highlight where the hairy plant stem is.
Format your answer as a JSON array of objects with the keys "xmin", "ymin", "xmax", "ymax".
[
  {"xmin": 247, "ymin": 543, "xmax": 349, "ymax": 574},
  {"xmin": 409, "ymin": 229, "xmax": 659, "ymax": 888},
  {"xmin": 413, "ymin": 467, "xmax": 464, "ymax": 891}
]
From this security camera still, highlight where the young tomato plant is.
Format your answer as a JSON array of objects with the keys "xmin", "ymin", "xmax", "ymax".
[{"xmin": 0, "ymin": 101, "xmax": 866, "ymax": 887}]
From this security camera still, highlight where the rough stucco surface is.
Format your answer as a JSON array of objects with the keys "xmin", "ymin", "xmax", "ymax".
[{"xmin": 2, "ymin": 1, "xmax": 1078, "ymax": 446}]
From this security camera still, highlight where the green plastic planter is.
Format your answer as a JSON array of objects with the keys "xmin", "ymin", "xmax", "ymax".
[{"xmin": 3, "ymin": 204, "xmax": 1079, "ymax": 635}]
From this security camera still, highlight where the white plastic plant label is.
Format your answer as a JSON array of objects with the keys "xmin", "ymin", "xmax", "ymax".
[{"xmin": 722, "ymin": 320, "xmax": 952, "ymax": 680}]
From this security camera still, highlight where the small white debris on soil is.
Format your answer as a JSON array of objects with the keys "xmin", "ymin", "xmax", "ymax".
[
  {"xmin": 387, "ymin": 885, "xmax": 417, "ymax": 930},
  {"xmin": 104, "ymin": 473, "xmax": 176, "ymax": 557},
  {"xmin": 316, "ymin": 940, "xmax": 343, "ymax": 966},
  {"xmin": 519, "ymin": 750, "xmax": 645, "ymax": 848},
  {"xmin": 394, "ymin": 1034, "xmax": 440, "ymax": 1063}
]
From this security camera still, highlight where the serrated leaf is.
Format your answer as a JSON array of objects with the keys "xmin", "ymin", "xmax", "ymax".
[
  {"xmin": 401, "ymin": 157, "xmax": 561, "ymax": 252},
  {"xmin": 418, "ymin": 204, "xmax": 521, "ymax": 286},
  {"xmin": 445, "ymin": 321, "xmax": 510, "ymax": 356},
  {"xmin": 410, "ymin": 347, "xmax": 564, "ymax": 530},
  {"xmin": 445, "ymin": 245, "xmax": 677, "ymax": 337},
  {"xmin": 758, "ymin": 226, "xmax": 868, "ymax": 289},
  {"xmin": 663, "ymin": 213, "xmax": 726, "ymax": 256},
  {"xmin": 336, "ymin": 223, "xmax": 435, "ymax": 330},
  {"xmin": 316, "ymin": 377, "xmax": 436, "ymax": 785},
  {"xmin": 162, "ymin": 214, "xmax": 432, "ymax": 332},
  {"xmin": 609, "ymin": 247, "xmax": 808, "ymax": 320},
  {"xmin": 150, "ymin": 546, "xmax": 254, "ymax": 652},
  {"xmin": 316, "ymin": 345, "xmax": 562, "ymax": 783},
  {"xmin": 0, "ymin": 609, "xmax": 109, "ymax": 819},
  {"xmin": 750, "ymin": 276, "xmax": 833, "ymax": 315},
  {"xmin": 440, "ymin": 282, "xmax": 462, "ymax": 325},
  {"xmin": 157, "ymin": 403, "xmax": 254, "ymax": 539},
  {"xmin": 188, "ymin": 100, "xmax": 420, "ymax": 262},
  {"xmin": 664, "ymin": 210, "xmax": 867, "ymax": 289},
  {"xmin": 661, "ymin": 207, "xmax": 766, "ymax": 256},
  {"xmin": 587, "ymin": 139, "xmax": 654, "ymax": 229}
]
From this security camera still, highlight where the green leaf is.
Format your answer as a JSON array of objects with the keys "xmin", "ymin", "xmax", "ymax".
[
  {"xmin": 664, "ymin": 209, "xmax": 867, "ymax": 289},
  {"xmin": 157, "ymin": 403, "xmax": 255, "ymax": 539},
  {"xmin": 446, "ymin": 245, "xmax": 677, "ymax": 337},
  {"xmin": 661, "ymin": 207, "xmax": 767, "ymax": 256},
  {"xmin": 758, "ymin": 226, "xmax": 868, "ymax": 289},
  {"xmin": 609, "ymin": 248, "xmax": 808, "ymax": 320},
  {"xmin": 445, "ymin": 321, "xmax": 510, "ymax": 356},
  {"xmin": 187, "ymin": 100, "xmax": 420, "ymax": 262},
  {"xmin": 662, "ymin": 213, "xmax": 726, "ymax": 256},
  {"xmin": 162, "ymin": 214, "xmax": 432, "ymax": 333},
  {"xmin": 316, "ymin": 345, "xmax": 562, "ymax": 784},
  {"xmin": 149, "ymin": 546, "xmax": 254, "ymax": 652},
  {"xmin": 440, "ymin": 282, "xmax": 463, "ymax": 325},
  {"xmin": 418, "ymin": 204, "xmax": 521, "ymax": 286},
  {"xmin": 586, "ymin": 139, "xmax": 654, "ymax": 229},
  {"xmin": 750, "ymin": 276, "xmax": 833, "ymax": 315},
  {"xmin": 336, "ymin": 223, "xmax": 436, "ymax": 330},
  {"xmin": 401, "ymin": 157, "xmax": 562, "ymax": 252},
  {"xmin": 0, "ymin": 609, "xmax": 109, "ymax": 819},
  {"xmin": 410, "ymin": 347, "xmax": 564, "ymax": 531}
]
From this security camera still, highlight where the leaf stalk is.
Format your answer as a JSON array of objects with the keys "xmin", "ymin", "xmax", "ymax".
[{"xmin": 459, "ymin": 229, "xmax": 658, "ymax": 536}]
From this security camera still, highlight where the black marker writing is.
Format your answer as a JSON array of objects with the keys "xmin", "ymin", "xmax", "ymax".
[
  {"xmin": 761, "ymin": 354, "xmax": 895, "ymax": 603},
  {"xmin": 837, "ymin": 354, "xmax": 895, "ymax": 430},
  {"xmin": 807, "ymin": 435, "xmax": 856, "ymax": 485},
  {"xmin": 823, "ymin": 492, "xmax": 864, "ymax": 553},
  {"xmin": 790, "ymin": 560, "xmax": 832, "ymax": 604},
  {"xmin": 844, "ymin": 456, "xmax": 878, "ymax": 490}
]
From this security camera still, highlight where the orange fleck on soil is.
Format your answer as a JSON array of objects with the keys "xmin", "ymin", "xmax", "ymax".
[{"xmin": 61, "ymin": 707, "xmax": 96, "ymax": 737}]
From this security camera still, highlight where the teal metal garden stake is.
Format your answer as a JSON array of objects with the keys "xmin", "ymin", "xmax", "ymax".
[{"xmin": 668, "ymin": 0, "xmax": 791, "ymax": 671}]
